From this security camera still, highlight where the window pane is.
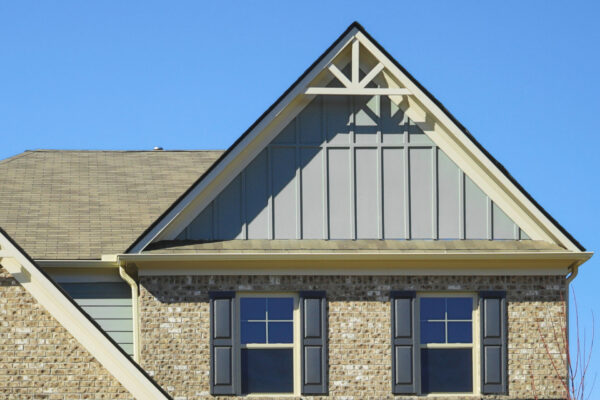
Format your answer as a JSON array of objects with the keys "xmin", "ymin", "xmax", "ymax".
[
  {"xmin": 241, "ymin": 298, "xmax": 267, "ymax": 320},
  {"xmin": 268, "ymin": 322, "xmax": 293, "ymax": 343},
  {"xmin": 447, "ymin": 297, "xmax": 472, "ymax": 320},
  {"xmin": 241, "ymin": 349, "xmax": 293, "ymax": 394},
  {"xmin": 421, "ymin": 348, "xmax": 472, "ymax": 393},
  {"xmin": 420, "ymin": 321, "xmax": 445, "ymax": 343},
  {"xmin": 267, "ymin": 298, "xmax": 293, "ymax": 320},
  {"xmin": 447, "ymin": 321, "xmax": 472, "ymax": 343},
  {"xmin": 420, "ymin": 298, "xmax": 445, "ymax": 320},
  {"xmin": 241, "ymin": 321, "xmax": 266, "ymax": 344}
]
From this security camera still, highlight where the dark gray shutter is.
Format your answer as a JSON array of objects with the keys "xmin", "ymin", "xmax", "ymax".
[
  {"xmin": 210, "ymin": 291, "xmax": 236, "ymax": 395},
  {"xmin": 390, "ymin": 291, "xmax": 417, "ymax": 394},
  {"xmin": 480, "ymin": 291, "xmax": 507, "ymax": 394},
  {"xmin": 300, "ymin": 291, "xmax": 327, "ymax": 395}
]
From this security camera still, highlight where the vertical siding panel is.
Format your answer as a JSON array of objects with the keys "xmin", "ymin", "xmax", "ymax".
[
  {"xmin": 328, "ymin": 148, "xmax": 352, "ymax": 239},
  {"xmin": 354, "ymin": 95, "xmax": 379, "ymax": 145},
  {"xmin": 301, "ymin": 147, "xmax": 325, "ymax": 239},
  {"xmin": 324, "ymin": 96, "xmax": 351, "ymax": 144},
  {"xmin": 272, "ymin": 147, "xmax": 297, "ymax": 239},
  {"xmin": 299, "ymin": 97, "xmax": 323, "ymax": 144},
  {"xmin": 409, "ymin": 148, "xmax": 433, "ymax": 239},
  {"xmin": 380, "ymin": 96, "xmax": 405, "ymax": 145},
  {"xmin": 437, "ymin": 150, "xmax": 461, "ymax": 239},
  {"xmin": 382, "ymin": 148, "xmax": 406, "ymax": 239},
  {"xmin": 216, "ymin": 176, "xmax": 243, "ymax": 239},
  {"xmin": 187, "ymin": 203, "xmax": 214, "ymax": 240},
  {"xmin": 464, "ymin": 175, "xmax": 488, "ymax": 239},
  {"xmin": 245, "ymin": 149, "xmax": 270, "ymax": 239},
  {"xmin": 355, "ymin": 148, "xmax": 379, "ymax": 239},
  {"xmin": 492, "ymin": 202, "xmax": 517, "ymax": 240}
]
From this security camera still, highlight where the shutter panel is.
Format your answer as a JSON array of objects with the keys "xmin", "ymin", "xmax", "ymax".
[
  {"xmin": 480, "ymin": 291, "xmax": 507, "ymax": 394},
  {"xmin": 300, "ymin": 291, "xmax": 327, "ymax": 395},
  {"xmin": 210, "ymin": 291, "xmax": 236, "ymax": 395},
  {"xmin": 390, "ymin": 291, "xmax": 417, "ymax": 394}
]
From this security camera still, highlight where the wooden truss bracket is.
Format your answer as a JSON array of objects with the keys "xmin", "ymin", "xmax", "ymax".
[{"xmin": 305, "ymin": 38, "xmax": 412, "ymax": 96}]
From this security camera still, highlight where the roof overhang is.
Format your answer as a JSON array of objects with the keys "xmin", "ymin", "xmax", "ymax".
[{"xmin": 116, "ymin": 250, "xmax": 592, "ymax": 277}]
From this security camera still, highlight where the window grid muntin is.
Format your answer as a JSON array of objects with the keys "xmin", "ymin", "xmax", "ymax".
[
  {"xmin": 420, "ymin": 297, "xmax": 473, "ymax": 345},
  {"xmin": 241, "ymin": 297, "xmax": 293, "ymax": 345}
]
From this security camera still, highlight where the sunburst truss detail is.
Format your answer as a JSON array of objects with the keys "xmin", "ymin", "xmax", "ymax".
[{"xmin": 305, "ymin": 38, "xmax": 412, "ymax": 96}]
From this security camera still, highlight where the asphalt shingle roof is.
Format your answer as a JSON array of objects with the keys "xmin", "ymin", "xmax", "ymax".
[{"xmin": 0, "ymin": 150, "xmax": 222, "ymax": 260}]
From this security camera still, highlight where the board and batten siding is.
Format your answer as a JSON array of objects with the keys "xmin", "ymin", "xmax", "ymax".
[
  {"xmin": 178, "ymin": 95, "xmax": 528, "ymax": 241},
  {"xmin": 59, "ymin": 282, "xmax": 134, "ymax": 356}
]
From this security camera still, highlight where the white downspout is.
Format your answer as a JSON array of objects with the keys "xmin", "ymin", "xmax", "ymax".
[{"xmin": 119, "ymin": 262, "xmax": 141, "ymax": 363}]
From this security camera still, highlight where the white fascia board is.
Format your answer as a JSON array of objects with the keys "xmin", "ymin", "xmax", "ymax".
[
  {"xmin": 127, "ymin": 28, "xmax": 361, "ymax": 253},
  {"xmin": 0, "ymin": 231, "xmax": 170, "ymax": 400}
]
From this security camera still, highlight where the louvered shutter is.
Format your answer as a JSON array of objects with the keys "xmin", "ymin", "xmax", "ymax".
[
  {"xmin": 391, "ymin": 291, "xmax": 417, "ymax": 394},
  {"xmin": 210, "ymin": 291, "xmax": 236, "ymax": 395},
  {"xmin": 300, "ymin": 291, "xmax": 327, "ymax": 395},
  {"xmin": 480, "ymin": 291, "xmax": 507, "ymax": 394}
]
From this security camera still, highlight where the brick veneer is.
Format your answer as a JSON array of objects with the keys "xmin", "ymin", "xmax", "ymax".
[
  {"xmin": 139, "ymin": 275, "xmax": 567, "ymax": 400},
  {"xmin": 0, "ymin": 267, "xmax": 132, "ymax": 400}
]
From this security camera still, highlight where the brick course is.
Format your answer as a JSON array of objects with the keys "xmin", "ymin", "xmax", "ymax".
[
  {"xmin": 0, "ymin": 267, "xmax": 132, "ymax": 400},
  {"xmin": 139, "ymin": 275, "xmax": 567, "ymax": 400}
]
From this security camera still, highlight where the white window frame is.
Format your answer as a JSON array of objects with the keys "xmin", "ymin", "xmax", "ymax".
[
  {"xmin": 416, "ymin": 292, "xmax": 480, "ymax": 397},
  {"xmin": 234, "ymin": 292, "xmax": 300, "ymax": 396}
]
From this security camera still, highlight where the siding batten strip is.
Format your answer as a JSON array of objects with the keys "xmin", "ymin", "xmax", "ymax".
[
  {"xmin": 459, "ymin": 171, "xmax": 465, "ymax": 240},
  {"xmin": 432, "ymin": 146, "xmax": 438, "ymax": 240}
]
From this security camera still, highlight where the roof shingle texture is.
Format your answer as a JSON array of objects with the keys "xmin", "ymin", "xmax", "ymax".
[{"xmin": 0, "ymin": 150, "xmax": 222, "ymax": 260}]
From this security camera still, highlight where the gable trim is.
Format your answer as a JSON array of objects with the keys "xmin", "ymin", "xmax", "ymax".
[
  {"xmin": 0, "ymin": 228, "xmax": 171, "ymax": 400},
  {"xmin": 126, "ymin": 21, "xmax": 584, "ymax": 253}
]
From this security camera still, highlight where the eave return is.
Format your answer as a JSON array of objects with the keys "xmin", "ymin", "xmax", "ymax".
[{"xmin": 177, "ymin": 92, "xmax": 528, "ymax": 241}]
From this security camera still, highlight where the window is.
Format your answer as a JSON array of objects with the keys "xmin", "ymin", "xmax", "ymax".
[
  {"xmin": 238, "ymin": 295, "xmax": 298, "ymax": 395},
  {"xmin": 210, "ymin": 291, "xmax": 327, "ymax": 396},
  {"xmin": 419, "ymin": 295, "xmax": 475, "ymax": 394}
]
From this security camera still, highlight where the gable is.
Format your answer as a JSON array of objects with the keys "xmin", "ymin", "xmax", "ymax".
[
  {"xmin": 177, "ymin": 94, "xmax": 528, "ymax": 241},
  {"xmin": 127, "ymin": 22, "xmax": 584, "ymax": 253}
]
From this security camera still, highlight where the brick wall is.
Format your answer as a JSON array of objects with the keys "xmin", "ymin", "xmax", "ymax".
[
  {"xmin": 0, "ymin": 267, "xmax": 132, "ymax": 400},
  {"xmin": 139, "ymin": 275, "xmax": 567, "ymax": 400}
]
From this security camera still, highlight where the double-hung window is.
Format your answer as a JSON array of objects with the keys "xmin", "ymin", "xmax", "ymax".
[
  {"xmin": 209, "ymin": 291, "xmax": 328, "ymax": 396},
  {"xmin": 239, "ymin": 295, "xmax": 297, "ymax": 395},
  {"xmin": 419, "ymin": 294, "xmax": 475, "ymax": 394},
  {"xmin": 391, "ymin": 291, "xmax": 507, "ymax": 396}
]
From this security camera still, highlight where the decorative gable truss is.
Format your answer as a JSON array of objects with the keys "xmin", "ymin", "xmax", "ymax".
[{"xmin": 127, "ymin": 23, "xmax": 584, "ymax": 253}]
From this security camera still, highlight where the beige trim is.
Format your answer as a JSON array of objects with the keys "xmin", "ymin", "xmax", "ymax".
[
  {"xmin": 0, "ymin": 233, "xmax": 168, "ymax": 400},
  {"xmin": 120, "ymin": 251, "xmax": 590, "ymax": 277},
  {"xmin": 119, "ymin": 265, "xmax": 141, "ymax": 363}
]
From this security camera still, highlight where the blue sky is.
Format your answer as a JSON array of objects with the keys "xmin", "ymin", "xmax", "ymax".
[{"xmin": 1, "ymin": 0, "xmax": 599, "ymax": 393}]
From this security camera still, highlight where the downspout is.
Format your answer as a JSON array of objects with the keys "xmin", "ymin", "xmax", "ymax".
[
  {"xmin": 119, "ymin": 262, "xmax": 141, "ymax": 363},
  {"xmin": 565, "ymin": 261, "xmax": 579, "ymax": 389}
]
